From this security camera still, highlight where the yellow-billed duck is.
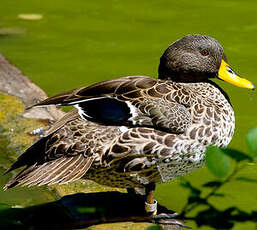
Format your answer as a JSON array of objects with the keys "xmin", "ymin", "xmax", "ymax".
[{"xmin": 4, "ymin": 34, "xmax": 254, "ymax": 215}]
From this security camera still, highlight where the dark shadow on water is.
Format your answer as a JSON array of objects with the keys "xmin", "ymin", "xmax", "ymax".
[
  {"xmin": 1, "ymin": 189, "xmax": 256, "ymax": 230},
  {"xmin": 0, "ymin": 191, "xmax": 185, "ymax": 230}
]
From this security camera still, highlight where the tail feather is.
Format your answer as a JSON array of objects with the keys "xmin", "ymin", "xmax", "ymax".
[
  {"xmin": 4, "ymin": 164, "xmax": 37, "ymax": 190},
  {"xmin": 4, "ymin": 137, "xmax": 48, "ymax": 175},
  {"xmin": 4, "ymin": 155, "xmax": 93, "ymax": 190}
]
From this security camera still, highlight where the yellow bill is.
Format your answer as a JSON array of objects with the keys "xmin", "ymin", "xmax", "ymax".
[{"xmin": 218, "ymin": 59, "xmax": 255, "ymax": 90}]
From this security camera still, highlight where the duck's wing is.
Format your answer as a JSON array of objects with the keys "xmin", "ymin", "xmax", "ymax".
[
  {"xmin": 29, "ymin": 76, "xmax": 157, "ymax": 107},
  {"xmin": 44, "ymin": 107, "xmax": 79, "ymax": 136},
  {"xmin": 4, "ymin": 154, "xmax": 94, "ymax": 189},
  {"xmin": 3, "ymin": 108, "xmax": 96, "ymax": 189},
  {"xmin": 4, "ymin": 109, "xmax": 79, "ymax": 172},
  {"xmin": 4, "ymin": 77, "xmax": 193, "ymax": 189},
  {"xmin": 31, "ymin": 76, "xmax": 192, "ymax": 133}
]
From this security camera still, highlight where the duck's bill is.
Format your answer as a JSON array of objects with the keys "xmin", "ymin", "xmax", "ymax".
[{"xmin": 217, "ymin": 59, "xmax": 255, "ymax": 90}]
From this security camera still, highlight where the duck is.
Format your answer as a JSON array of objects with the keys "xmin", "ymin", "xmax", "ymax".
[{"xmin": 4, "ymin": 34, "xmax": 254, "ymax": 216}]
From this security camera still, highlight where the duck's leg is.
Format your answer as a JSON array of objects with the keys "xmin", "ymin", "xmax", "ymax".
[
  {"xmin": 145, "ymin": 183, "xmax": 157, "ymax": 215},
  {"xmin": 126, "ymin": 185, "xmax": 157, "ymax": 215},
  {"xmin": 145, "ymin": 184, "xmax": 189, "ymax": 227},
  {"xmin": 128, "ymin": 185, "xmax": 189, "ymax": 227}
]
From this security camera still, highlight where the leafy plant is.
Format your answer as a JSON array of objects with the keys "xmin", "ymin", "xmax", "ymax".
[{"xmin": 180, "ymin": 126, "xmax": 257, "ymax": 229}]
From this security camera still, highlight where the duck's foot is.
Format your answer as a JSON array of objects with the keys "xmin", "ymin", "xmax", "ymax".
[
  {"xmin": 152, "ymin": 213, "xmax": 191, "ymax": 228},
  {"xmin": 145, "ymin": 199, "xmax": 190, "ymax": 228}
]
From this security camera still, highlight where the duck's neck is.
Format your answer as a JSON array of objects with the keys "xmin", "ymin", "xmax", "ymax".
[
  {"xmin": 158, "ymin": 70, "xmax": 232, "ymax": 106},
  {"xmin": 205, "ymin": 80, "xmax": 232, "ymax": 106},
  {"xmin": 158, "ymin": 68, "xmax": 217, "ymax": 83}
]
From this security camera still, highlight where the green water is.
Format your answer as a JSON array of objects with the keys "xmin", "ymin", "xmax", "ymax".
[{"xmin": 0, "ymin": 0, "xmax": 257, "ymax": 229}]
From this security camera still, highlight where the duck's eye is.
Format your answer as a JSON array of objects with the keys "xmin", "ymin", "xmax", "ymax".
[{"xmin": 200, "ymin": 49, "xmax": 209, "ymax": 56}]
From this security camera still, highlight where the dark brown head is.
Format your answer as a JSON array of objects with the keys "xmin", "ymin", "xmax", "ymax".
[
  {"xmin": 158, "ymin": 35, "xmax": 226, "ymax": 82},
  {"xmin": 158, "ymin": 34, "xmax": 254, "ymax": 90}
]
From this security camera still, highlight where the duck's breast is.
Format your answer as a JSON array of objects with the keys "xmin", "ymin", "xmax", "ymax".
[{"xmin": 183, "ymin": 82, "xmax": 235, "ymax": 148}]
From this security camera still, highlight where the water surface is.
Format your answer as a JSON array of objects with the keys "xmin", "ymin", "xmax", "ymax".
[{"xmin": 0, "ymin": 0, "xmax": 257, "ymax": 229}]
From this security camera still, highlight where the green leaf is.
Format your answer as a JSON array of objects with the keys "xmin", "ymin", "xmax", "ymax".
[
  {"xmin": 220, "ymin": 148, "xmax": 253, "ymax": 162},
  {"xmin": 246, "ymin": 126, "xmax": 257, "ymax": 159},
  {"xmin": 180, "ymin": 180, "xmax": 201, "ymax": 196},
  {"xmin": 221, "ymin": 148, "xmax": 252, "ymax": 162},
  {"xmin": 202, "ymin": 181, "xmax": 222, "ymax": 188},
  {"xmin": 188, "ymin": 196, "xmax": 207, "ymax": 205},
  {"xmin": 236, "ymin": 176, "xmax": 257, "ymax": 183},
  {"xmin": 211, "ymin": 193, "xmax": 225, "ymax": 197},
  {"xmin": 206, "ymin": 146, "xmax": 231, "ymax": 178}
]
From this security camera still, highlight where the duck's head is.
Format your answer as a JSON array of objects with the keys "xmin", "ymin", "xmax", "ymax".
[{"xmin": 158, "ymin": 34, "xmax": 254, "ymax": 90}]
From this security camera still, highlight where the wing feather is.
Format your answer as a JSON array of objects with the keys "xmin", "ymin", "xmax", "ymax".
[
  {"xmin": 30, "ymin": 76, "xmax": 154, "ymax": 107},
  {"xmin": 46, "ymin": 155, "xmax": 84, "ymax": 185},
  {"xmin": 60, "ymin": 155, "xmax": 94, "ymax": 183},
  {"xmin": 4, "ymin": 155, "xmax": 93, "ymax": 189},
  {"xmin": 29, "ymin": 76, "xmax": 191, "ymax": 133},
  {"xmin": 25, "ymin": 157, "xmax": 75, "ymax": 186}
]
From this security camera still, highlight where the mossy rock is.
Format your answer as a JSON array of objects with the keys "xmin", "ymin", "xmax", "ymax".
[
  {"xmin": 87, "ymin": 222, "xmax": 156, "ymax": 230},
  {"xmin": 0, "ymin": 93, "xmax": 46, "ymax": 168}
]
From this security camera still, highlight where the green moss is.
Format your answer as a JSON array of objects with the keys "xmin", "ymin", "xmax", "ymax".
[
  {"xmin": 0, "ymin": 94, "xmax": 24, "ymax": 120},
  {"xmin": 0, "ymin": 93, "xmax": 56, "ymax": 206},
  {"xmin": 51, "ymin": 179, "xmax": 125, "ymax": 197},
  {"xmin": 87, "ymin": 222, "xmax": 155, "ymax": 230},
  {"xmin": 0, "ymin": 93, "xmax": 47, "ymax": 154}
]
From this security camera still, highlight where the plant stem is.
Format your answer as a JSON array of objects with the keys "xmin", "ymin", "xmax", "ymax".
[{"xmin": 182, "ymin": 163, "xmax": 247, "ymax": 216}]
